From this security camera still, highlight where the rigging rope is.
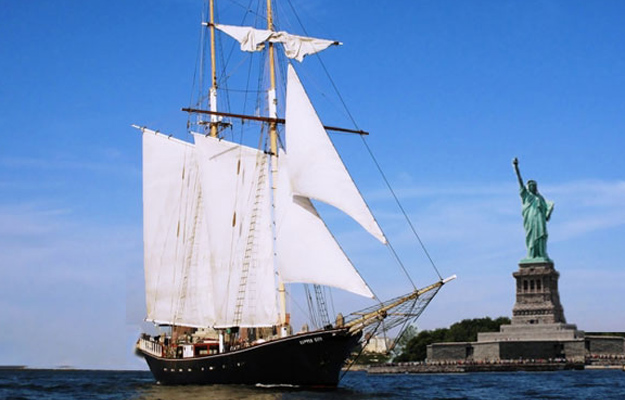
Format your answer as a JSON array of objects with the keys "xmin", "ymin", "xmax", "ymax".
[{"xmin": 358, "ymin": 137, "xmax": 443, "ymax": 281}]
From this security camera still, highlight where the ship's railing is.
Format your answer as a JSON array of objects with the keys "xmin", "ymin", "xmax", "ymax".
[{"xmin": 138, "ymin": 337, "xmax": 163, "ymax": 358}]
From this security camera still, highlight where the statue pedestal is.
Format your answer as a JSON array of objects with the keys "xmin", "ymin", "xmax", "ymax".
[
  {"xmin": 511, "ymin": 261, "xmax": 566, "ymax": 325},
  {"xmin": 472, "ymin": 260, "xmax": 584, "ymax": 361},
  {"xmin": 478, "ymin": 261, "xmax": 579, "ymax": 344}
]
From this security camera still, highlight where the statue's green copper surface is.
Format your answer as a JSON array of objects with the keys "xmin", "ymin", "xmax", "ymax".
[{"xmin": 513, "ymin": 158, "xmax": 554, "ymax": 263}]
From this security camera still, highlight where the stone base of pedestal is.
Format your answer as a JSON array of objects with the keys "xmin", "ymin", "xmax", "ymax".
[
  {"xmin": 477, "ymin": 323, "xmax": 583, "ymax": 342},
  {"xmin": 511, "ymin": 261, "xmax": 566, "ymax": 325}
]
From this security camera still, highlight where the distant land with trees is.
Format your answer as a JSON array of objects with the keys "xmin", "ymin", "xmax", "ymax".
[{"xmin": 388, "ymin": 317, "xmax": 511, "ymax": 363}]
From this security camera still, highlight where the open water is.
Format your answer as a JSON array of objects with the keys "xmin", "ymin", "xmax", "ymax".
[{"xmin": 1, "ymin": 369, "xmax": 624, "ymax": 400}]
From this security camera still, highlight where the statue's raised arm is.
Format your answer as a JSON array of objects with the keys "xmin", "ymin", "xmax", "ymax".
[{"xmin": 512, "ymin": 157, "xmax": 524, "ymax": 190}]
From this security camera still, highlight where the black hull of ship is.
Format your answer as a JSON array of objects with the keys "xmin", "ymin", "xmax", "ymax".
[{"xmin": 139, "ymin": 328, "xmax": 361, "ymax": 387}]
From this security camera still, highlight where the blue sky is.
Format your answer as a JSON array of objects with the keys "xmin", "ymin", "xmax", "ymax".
[{"xmin": 1, "ymin": 0, "xmax": 623, "ymax": 370}]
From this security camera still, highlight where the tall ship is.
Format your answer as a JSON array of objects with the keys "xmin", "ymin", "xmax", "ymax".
[{"xmin": 134, "ymin": 0, "xmax": 455, "ymax": 387}]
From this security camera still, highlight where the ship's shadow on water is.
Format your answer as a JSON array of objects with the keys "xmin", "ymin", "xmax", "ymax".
[
  {"xmin": 134, "ymin": 385, "xmax": 354, "ymax": 400},
  {"xmin": 132, "ymin": 382, "xmax": 378, "ymax": 400}
]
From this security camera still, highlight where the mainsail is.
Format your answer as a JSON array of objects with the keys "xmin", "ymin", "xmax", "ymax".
[
  {"xmin": 142, "ymin": 129, "xmax": 278, "ymax": 328},
  {"xmin": 193, "ymin": 134, "xmax": 277, "ymax": 327}
]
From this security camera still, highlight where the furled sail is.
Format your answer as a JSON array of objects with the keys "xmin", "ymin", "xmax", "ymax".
[
  {"xmin": 215, "ymin": 24, "xmax": 340, "ymax": 62},
  {"xmin": 275, "ymin": 152, "xmax": 374, "ymax": 298},
  {"xmin": 193, "ymin": 134, "xmax": 278, "ymax": 327},
  {"xmin": 284, "ymin": 64, "xmax": 387, "ymax": 244},
  {"xmin": 142, "ymin": 129, "xmax": 216, "ymax": 327}
]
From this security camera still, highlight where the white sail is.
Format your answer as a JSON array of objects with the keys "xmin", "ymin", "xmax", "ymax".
[
  {"xmin": 275, "ymin": 152, "xmax": 374, "ymax": 298},
  {"xmin": 284, "ymin": 64, "xmax": 387, "ymax": 244},
  {"xmin": 193, "ymin": 134, "xmax": 278, "ymax": 327},
  {"xmin": 215, "ymin": 24, "xmax": 340, "ymax": 62},
  {"xmin": 142, "ymin": 129, "xmax": 217, "ymax": 327}
]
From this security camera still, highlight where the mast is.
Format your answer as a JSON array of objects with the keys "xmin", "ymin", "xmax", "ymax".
[
  {"xmin": 265, "ymin": 0, "xmax": 288, "ymax": 333},
  {"xmin": 208, "ymin": 0, "xmax": 218, "ymax": 137}
]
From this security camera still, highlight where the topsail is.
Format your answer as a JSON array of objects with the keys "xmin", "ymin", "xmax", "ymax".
[{"xmin": 215, "ymin": 24, "xmax": 340, "ymax": 62}]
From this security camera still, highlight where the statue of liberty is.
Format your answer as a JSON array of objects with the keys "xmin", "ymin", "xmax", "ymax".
[{"xmin": 512, "ymin": 158, "xmax": 554, "ymax": 262}]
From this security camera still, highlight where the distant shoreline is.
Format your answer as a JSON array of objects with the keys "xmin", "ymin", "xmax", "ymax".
[
  {"xmin": 366, "ymin": 361, "xmax": 585, "ymax": 374},
  {"xmin": 0, "ymin": 366, "xmax": 149, "ymax": 372},
  {"xmin": 363, "ymin": 356, "xmax": 625, "ymax": 374}
]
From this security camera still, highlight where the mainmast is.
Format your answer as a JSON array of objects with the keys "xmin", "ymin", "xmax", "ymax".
[
  {"xmin": 265, "ymin": 0, "xmax": 289, "ymax": 335},
  {"xmin": 208, "ymin": 0, "xmax": 218, "ymax": 137}
]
